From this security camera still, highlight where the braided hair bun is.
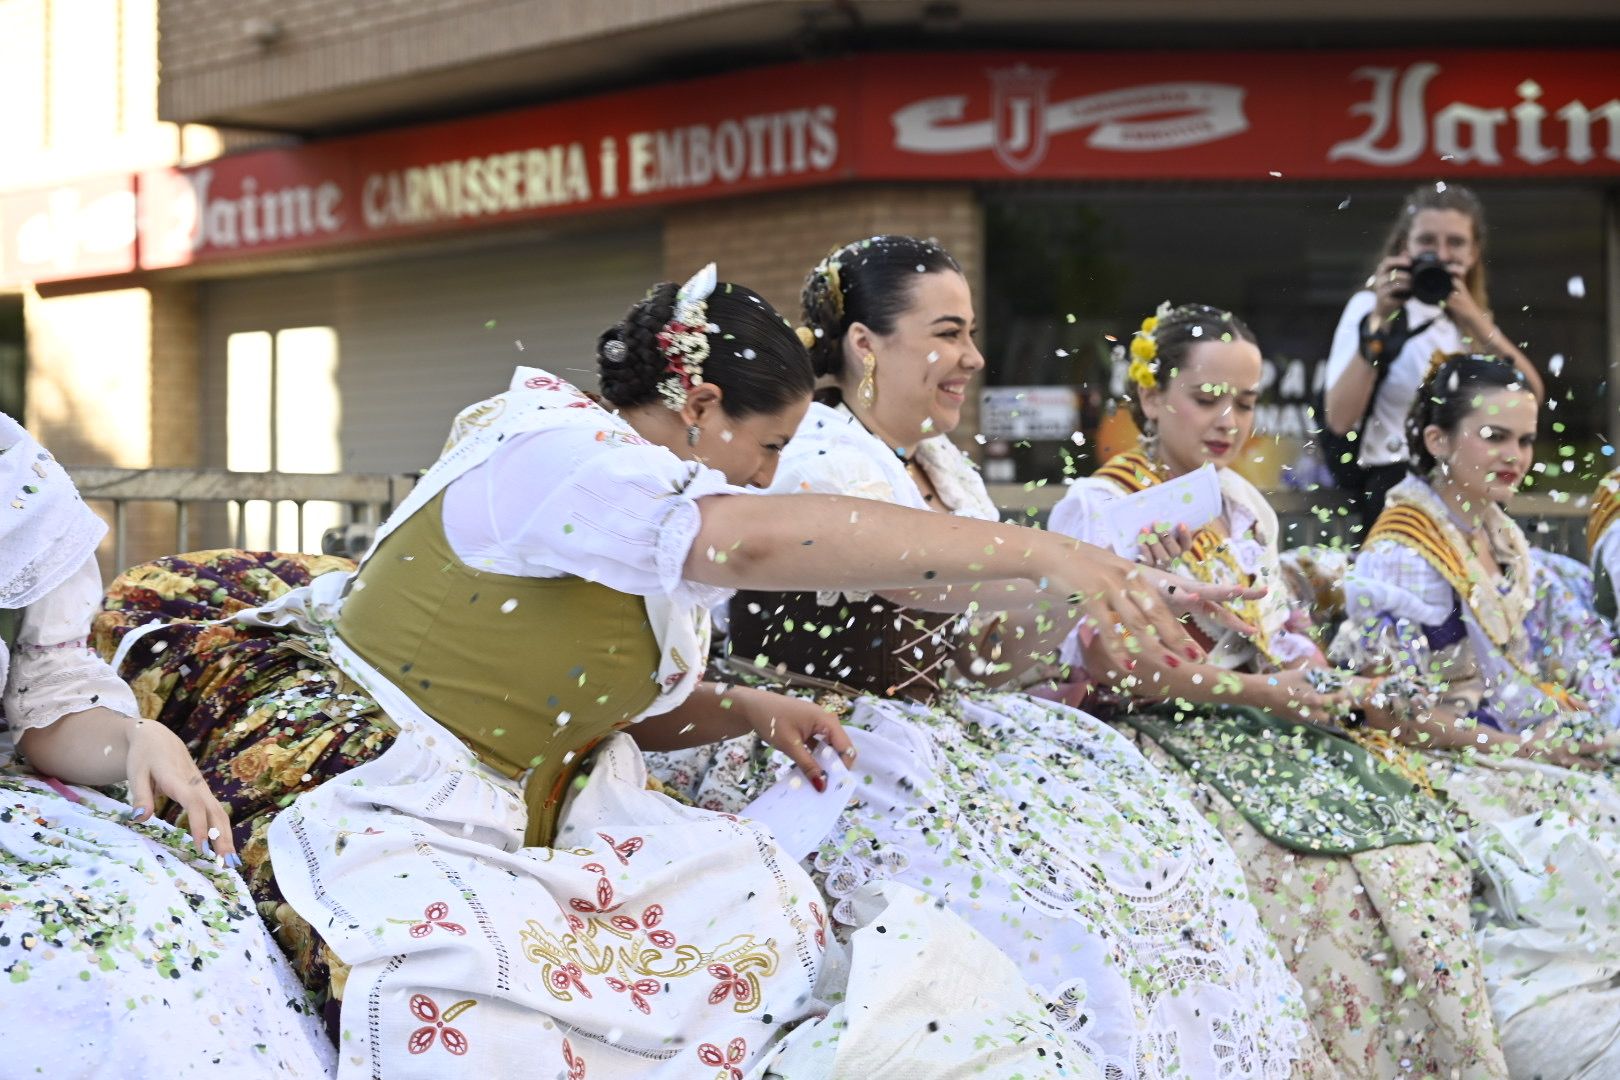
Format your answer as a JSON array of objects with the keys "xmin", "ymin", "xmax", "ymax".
[
  {"xmin": 596, "ymin": 278, "xmax": 815, "ymax": 417},
  {"xmin": 597, "ymin": 283, "xmax": 679, "ymax": 409}
]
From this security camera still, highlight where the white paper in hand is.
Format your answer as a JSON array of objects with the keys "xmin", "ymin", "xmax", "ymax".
[
  {"xmin": 740, "ymin": 730, "xmax": 866, "ymax": 861},
  {"xmin": 1108, "ymin": 463, "xmax": 1222, "ymax": 558}
]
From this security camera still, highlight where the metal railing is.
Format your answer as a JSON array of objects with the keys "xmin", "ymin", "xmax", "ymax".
[{"xmin": 68, "ymin": 467, "xmax": 417, "ymax": 571}]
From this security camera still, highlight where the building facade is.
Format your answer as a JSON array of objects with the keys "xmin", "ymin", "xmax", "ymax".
[{"xmin": 4, "ymin": 0, "xmax": 1619, "ymax": 559}]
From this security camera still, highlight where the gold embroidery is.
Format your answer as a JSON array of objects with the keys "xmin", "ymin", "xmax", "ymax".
[
  {"xmin": 521, "ymin": 913, "xmax": 780, "ymax": 1015},
  {"xmin": 1093, "ymin": 451, "xmax": 1280, "ymax": 667}
]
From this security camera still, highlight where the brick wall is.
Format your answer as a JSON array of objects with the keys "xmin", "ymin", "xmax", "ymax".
[
  {"xmin": 156, "ymin": 0, "xmax": 782, "ymax": 126},
  {"xmin": 662, "ymin": 182, "xmax": 986, "ymax": 446}
]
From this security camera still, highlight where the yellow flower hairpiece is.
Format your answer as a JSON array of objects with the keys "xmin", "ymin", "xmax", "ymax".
[
  {"xmin": 795, "ymin": 325, "xmax": 816, "ymax": 350},
  {"xmin": 1124, "ymin": 304, "xmax": 1170, "ymax": 389}
]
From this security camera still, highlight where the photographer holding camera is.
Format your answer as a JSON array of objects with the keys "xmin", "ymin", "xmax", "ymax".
[{"xmin": 1322, "ymin": 183, "xmax": 1542, "ymax": 525}]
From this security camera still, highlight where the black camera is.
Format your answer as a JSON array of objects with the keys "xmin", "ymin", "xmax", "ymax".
[{"xmin": 1398, "ymin": 252, "xmax": 1455, "ymax": 305}]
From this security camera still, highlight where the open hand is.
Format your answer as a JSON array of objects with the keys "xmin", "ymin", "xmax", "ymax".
[
  {"xmin": 125, "ymin": 719, "xmax": 238, "ymax": 865},
  {"xmin": 742, "ymin": 692, "xmax": 856, "ymax": 794}
]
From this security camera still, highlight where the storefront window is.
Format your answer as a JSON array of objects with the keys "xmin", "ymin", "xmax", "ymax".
[{"xmin": 982, "ymin": 183, "xmax": 1610, "ymax": 493}]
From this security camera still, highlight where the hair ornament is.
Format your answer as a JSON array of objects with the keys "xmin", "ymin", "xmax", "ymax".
[
  {"xmin": 657, "ymin": 262, "xmax": 718, "ymax": 410},
  {"xmin": 601, "ymin": 338, "xmax": 628, "ymax": 365},
  {"xmin": 813, "ymin": 251, "xmax": 846, "ymax": 320},
  {"xmin": 1124, "ymin": 301, "xmax": 1173, "ymax": 390},
  {"xmin": 794, "ymin": 325, "xmax": 816, "ymax": 350}
]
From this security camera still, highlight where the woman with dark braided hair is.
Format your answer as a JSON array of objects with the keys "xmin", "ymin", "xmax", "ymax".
[
  {"xmin": 655, "ymin": 238, "xmax": 1323, "ymax": 1080},
  {"xmin": 94, "ymin": 264, "xmax": 1261, "ymax": 1079},
  {"xmin": 1331, "ymin": 353, "xmax": 1620, "ymax": 1079}
]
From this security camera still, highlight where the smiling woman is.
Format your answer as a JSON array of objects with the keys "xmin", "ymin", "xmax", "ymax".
[{"xmin": 658, "ymin": 240, "xmax": 1326, "ymax": 1080}]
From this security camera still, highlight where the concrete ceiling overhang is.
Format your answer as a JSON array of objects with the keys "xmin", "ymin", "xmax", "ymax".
[{"xmin": 158, "ymin": 0, "xmax": 1620, "ymax": 137}]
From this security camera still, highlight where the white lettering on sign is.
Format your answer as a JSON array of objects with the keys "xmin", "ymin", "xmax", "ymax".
[
  {"xmin": 187, "ymin": 166, "xmax": 343, "ymax": 252},
  {"xmin": 893, "ymin": 71, "xmax": 1248, "ymax": 171},
  {"xmin": 625, "ymin": 106, "xmax": 839, "ymax": 196},
  {"xmin": 1330, "ymin": 63, "xmax": 1620, "ymax": 167},
  {"xmin": 13, "ymin": 188, "xmax": 136, "ymax": 272},
  {"xmin": 361, "ymin": 143, "xmax": 592, "ymax": 229}
]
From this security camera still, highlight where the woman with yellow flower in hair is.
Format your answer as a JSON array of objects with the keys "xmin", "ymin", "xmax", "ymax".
[
  {"xmin": 1049, "ymin": 304, "xmax": 1515, "ymax": 1078},
  {"xmin": 1331, "ymin": 352, "xmax": 1620, "ymax": 1080}
]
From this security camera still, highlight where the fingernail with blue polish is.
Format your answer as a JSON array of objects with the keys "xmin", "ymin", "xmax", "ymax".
[
  {"xmin": 226, "ymin": 854, "xmax": 243, "ymax": 869},
  {"xmin": 200, "ymin": 841, "xmax": 215, "ymax": 858}
]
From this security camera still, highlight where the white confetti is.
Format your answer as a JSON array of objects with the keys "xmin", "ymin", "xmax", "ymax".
[{"xmin": 1568, "ymin": 276, "xmax": 1587, "ymax": 299}]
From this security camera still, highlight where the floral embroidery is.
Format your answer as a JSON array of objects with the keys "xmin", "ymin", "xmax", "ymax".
[
  {"xmin": 604, "ymin": 974, "xmax": 661, "ymax": 1013},
  {"xmin": 596, "ymin": 832, "xmax": 643, "ymax": 865},
  {"xmin": 697, "ymin": 1036, "xmax": 748, "ymax": 1080},
  {"xmin": 705, "ymin": 963, "xmax": 754, "ymax": 1006},
  {"xmin": 562, "ymin": 1038, "xmax": 587, "ymax": 1079},
  {"xmin": 406, "ymin": 993, "xmax": 474, "ymax": 1055},
  {"xmin": 522, "ymin": 862, "xmax": 778, "ymax": 1015},
  {"xmin": 388, "ymin": 900, "xmax": 467, "ymax": 939},
  {"xmin": 808, "ymin": 901, "xmax": 827, "ymax": 950}
]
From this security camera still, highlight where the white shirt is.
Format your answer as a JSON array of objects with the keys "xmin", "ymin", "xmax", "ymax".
[
  {"xmin": 1325, "ymin": 291, "xmax": 1461, "ymax": 467},
  {"xmin": 441, "ymin": 422, "xmax": 738, "ymax": 612}
]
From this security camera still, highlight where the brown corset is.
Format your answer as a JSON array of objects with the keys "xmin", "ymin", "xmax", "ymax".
[{"xmin": 726, "ymin": 589, "xmax": 957, "ymax": 703}]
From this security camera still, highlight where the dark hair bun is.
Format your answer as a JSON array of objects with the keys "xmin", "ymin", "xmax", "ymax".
[
  {"xmin": 597, "ymin": 283, "xmax": 678, "ymax": 408},
  {"xmin": 595, "ymin": 278, "xmax": 815, "ymax": 418}
]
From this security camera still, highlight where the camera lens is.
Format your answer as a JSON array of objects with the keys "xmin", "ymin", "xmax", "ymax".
[{"xmin": 1408, "ymin": 252, "xmax": 1454, "ymax": 305}]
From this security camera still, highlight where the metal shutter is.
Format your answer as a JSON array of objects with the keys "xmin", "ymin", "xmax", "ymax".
[{"xmin": 200, "ymin": 225, "xmax": 661, "ymax": 474}]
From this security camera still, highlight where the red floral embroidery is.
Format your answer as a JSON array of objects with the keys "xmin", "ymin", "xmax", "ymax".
[
  {"xmin": 597, "ymin": 832, "xmax": 644, "ymax": 865},
  {"xmin": 808, "ymin": 901, "xmax": 828, "ymax": 950},
  {"xmin": 569, "ymin": 874, "xmax": 621, "ymax": 915},
  {"xmin": 409, "ymin": 901, "xmax": 467, "ymax": 939},
  {"xmin": 697, "ymin": 1037, "xmax": 748, "ymax": 1079},
  {"xmin": 406, "ymin": 994, "xmax": 475, "ymax": 1055},
  {"xmin": 549, "ymin": 961, "xmax": 593, "ymax": 998},
  {"xmin": 562, "ymin": 1038, "xmax": 587, "ymax": 1079},
  {"xmin": 604, "ymin": 975, "xmax": 661, "ymax": 1014},
  {"xmin": 706, "ymin": 963, "xmax": 754, "ymax": 1006},
  {"xmin": 523, "ymin": 374, "xmax": 564, "ymax": 391}
]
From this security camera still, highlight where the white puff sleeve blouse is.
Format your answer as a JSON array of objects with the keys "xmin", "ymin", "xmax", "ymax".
[{"xmin": 441, "ymin": 423, "xmax": 741, "ymax": 612}]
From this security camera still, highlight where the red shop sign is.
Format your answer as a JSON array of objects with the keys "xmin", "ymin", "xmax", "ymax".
[
  {"xmin": 857, "ymin": 48, "xmax": 1620, "ymax": 180},
  {"xmin": 5, "ymin": 49, "xmax": 1617, "ymax": 285},
  {"xmin": 0, "ymin": 175, "xmax": 137, "ymax": 286},
  {"xmin": 136, "ymin": 62, "xmax": 855, "ymax": 269}
]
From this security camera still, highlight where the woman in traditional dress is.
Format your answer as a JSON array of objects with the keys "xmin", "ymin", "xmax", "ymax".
[
  {"xmin": 1587, "ymin": 466, "xmax": 1620, "ymax": 622},
  {"xmin": 96, "ymin": 267, "xmax": 1248, "ymax": 1080},
  {"xmin": 657, "ymin": 237, "xmax": 1321, "ymax": 1080},
  {"xmin": 1330, "ymin": 352, "xmax": 1620, "ymax": 1079},
  {"xmin": 0, "ymin": 414, "xmax": 335, "ymax": 1076},
  {"xmin": 1047, "ymin": 304, "xmax": 1510, "ymax": 1078}
]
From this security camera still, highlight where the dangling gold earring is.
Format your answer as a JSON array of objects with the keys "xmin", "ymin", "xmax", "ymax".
[{"xmin": 857, "ymin": 353, "xmax": 877, "ymax": 409}]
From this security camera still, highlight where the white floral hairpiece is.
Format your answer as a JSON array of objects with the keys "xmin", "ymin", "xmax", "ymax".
[{"xmin": 657, "ymin": 263, "xmax": 718, "ymax": 411}]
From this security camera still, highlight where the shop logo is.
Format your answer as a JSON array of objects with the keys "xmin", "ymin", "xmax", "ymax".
[
  {"xmin": 991, "ymin": 65, "xmax": 1055, "ymax": 172},
  {"xmin": 893, "ymin": 69, "xmax": 1248, "ymax": 169}
]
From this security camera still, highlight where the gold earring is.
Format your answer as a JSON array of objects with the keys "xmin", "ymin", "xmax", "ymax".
[{"xmin": 857, "ymin": 353, "xmax": 877, "ymax": 409}]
